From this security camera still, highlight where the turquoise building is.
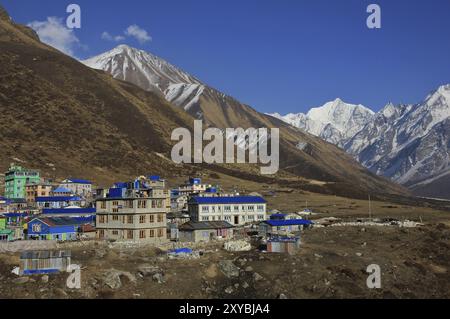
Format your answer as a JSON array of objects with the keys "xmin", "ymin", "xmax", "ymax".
[{"xmin": 4, "ymin": 164, "xmax": 40, "ymax": 199}]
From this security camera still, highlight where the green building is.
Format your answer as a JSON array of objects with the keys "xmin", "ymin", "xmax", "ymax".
[
  {"xmin": 4, "ymin": 164, "xmax": 40, "ymax": 199},
  {"xmin": 0, "ymin": 217, "xmax": 14, "ymax": 241}
]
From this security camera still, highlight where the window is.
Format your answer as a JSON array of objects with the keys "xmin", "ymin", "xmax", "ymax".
[
  {"xmin": 149, "ymin": 215, "xmax": 155, "ymax": 223},
  {"xmin": 224, "ymin": 216, "xmax": 231, "ymax": 222},
  {"xmin": 248, "ymin": 215, "xmax": 255, "ymax": 221},
  {"xmin": 112, "ymin": 215, "xmax": 119, "ymax": 221},
  {"xmin": 100, "ymin": 202, "xmax": 106, "ymax": 209},
  {"xmin": 234, "ymin": 205, "xmax": 239, "ymax": 212},
  {"xmin": 224, "ymin": 206, "xmax": 231, "ymax": 212},
  {"xmin": 112, "ymin": 230, "xmax": 119, "ymax": 235},
  {"xmin": 138, "ymin": 200, "xmax": 147, "ymax": 209},
  {"xmin": 127, "ymin": 215, "xmax": 134, "ymax": 224},
  {"xmin": 127, "ymin": 230, "xmax": 134, "ymax": 239},
  {"xmin": 202, "ymin": 206, "xmax": 209, "ymax": 212},
  {"xmin": 157, "ymin": 214, "xmax": 164, "ymax": 223},
  {"xmin": 98, "ymin": 215, "xmax": 105, "ymax": 224},
  {"xmin": 112, "ymin": 208, "xmax": 119, "ymax": 213},
  {"xmin": 112, "ymin": 201, "xmax": 119, "ymax": 206},
  {"xmin": 257, "ymin": 205, "xmax": 265, "ymax": 212},
  {"xmin": 139, "ymin": 215, "xmax": 146, "ymax": 224},
  {"xmin": 151, "ymin": 200, "xmax": 156, "ymax": 208},
  {"xmin": 99, "ymin": 230, "xmax": 105, "ymax": 239},
  {"xmin": 248, "ymin": 205, "xmax": 255, "ymax": 212},
  {"xmin": 157, "ymin": 200, "xmax": 163, "ymax": 208},
  {"xmin": 202, "ymin": 216, "xmax": 209, "ymax": 221},
  {"xmin": 140, "ymin": 230, "xmax": 146, "ymax": 239},
  {"xmin": 149, "ymin": 229, "xmax": 155, "ymax": 238},
  {"xmin": 257, "ymin": 215, "xmax": 265, "ymax": 221},
  {"xmin": 158, "ymin": 228, "xmax": 164, "ymax": 238},
  {"xmin": 32, "ymin": 224, "xmax": 41, "ymax": 232}
]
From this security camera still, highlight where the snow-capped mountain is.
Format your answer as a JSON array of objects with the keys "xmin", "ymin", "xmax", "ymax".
[
  {"xmin": 270, "ymin": 85, "xmax": 450, "ymax": 198},
  {"xmin": 82, "ymin": 45, "xmax": 205, "ymax": 111},
  {"xmin": 269, "ymin": 99, "xmax": 375, "ymax": 146},
  {"xmin": 345, "ymin": 84, "xmax": 450, "ymax": 194}
]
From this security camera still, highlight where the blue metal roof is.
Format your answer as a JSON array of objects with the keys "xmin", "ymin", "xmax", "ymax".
[
  {"xmin": 67, "ymin": 179, "xmax": 92, "ymax": 184},
  {"xmin": 42, "ymin": 208, "xmax": 96, "ymax": 215},
  {"xmin": 36, "ymin": 196, "xmax": 82, "ymax": 202},
  {"xmin": 53, "ymin": 187, "xmax": 72, "ymax": 193},
  {"xmin": 190, "ymin": 196, "xmax": 266, "ymax": 205},
  {"xmin": 265, "ymin": 219, "xmax": 313, "ymax": 227}
]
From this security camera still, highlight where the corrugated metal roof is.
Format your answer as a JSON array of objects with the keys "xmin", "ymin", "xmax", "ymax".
[
  {"xmin": 179, "ymin": 221, "xmax": 234, "ymax": 231},
  {"xmin": 36, "ymin": 196, "xmax": 82, "ymax": 202},
  {"xmin": 20, "ymin": 250, "xmax": 71, "ymax": 259},
  {"xmin": 31, "ymin": 216, "xmax": 88, "ymax": 227},
  {"xmin": 67, "ymin": 178, "xmax": 92, "ymax": 184},
  {"xmin": 52, "ymin": 187, "xmax": 72, "ymax": 193},
  {"xmin": 42, "ymin": 207, "xmax": 96, "ymax": 215},
  {"xmin": 190, "ymin": 196, "xmax": 266, "ymax": 205},
  {"xmin": 264, "ymin": 219, "xmax": 313, "ymax": 227}
]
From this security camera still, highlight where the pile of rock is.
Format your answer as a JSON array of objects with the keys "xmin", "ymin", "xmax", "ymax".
[{"xmin": 224, "ymin": 240, "xmax": 252, "ymax": 252}]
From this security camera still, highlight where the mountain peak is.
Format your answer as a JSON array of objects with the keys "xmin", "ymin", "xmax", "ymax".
[{"xmin": 82, "ymin": 45, "xmax": 201, "ymax": 94}]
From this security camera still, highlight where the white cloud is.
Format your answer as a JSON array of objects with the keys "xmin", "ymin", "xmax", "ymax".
[
  {"xmin": 28, "ymin": 17, "xmax": 81, "ymax": 57},
  {"xmin": 101, "ymin": 31, "xmax": 125, "ymax": 42},
  {"xmin": 124, "ymin": 24, "xmax": 152, "ymax": 44}
]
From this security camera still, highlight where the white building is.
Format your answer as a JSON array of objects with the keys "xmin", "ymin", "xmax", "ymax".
[
  {"xmin": 60, "ymin": 179, "xmax": 93, "ymax": 197},
  {"xmin": 188, "ymin": 196, "xmax": 267, "ymax": 226}
]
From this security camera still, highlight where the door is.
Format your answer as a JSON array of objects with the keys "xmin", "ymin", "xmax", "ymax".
[{"xmin": 234, "ymin": 216, "xmax": 239, "ymax": 225}]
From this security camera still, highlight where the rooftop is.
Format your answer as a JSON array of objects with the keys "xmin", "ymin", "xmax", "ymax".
[
  {"xmin": 36, "ymin": 196, "xmax": 82, "ymax": 202},
  {"xmin": 31, "ymin": 216, "xmax": 90, "ymax": 227},
  {"xmin": 264, "ymin": 219, "xmax": 314, "ymax": 227},
  {"xmin": 190, "ymin": 196, "xmax": 266, "ymax": 205},
  {"xmin": 65, "ymin": 178, "xmax": 92, "ymax": 185},
  {"xmin": 179, "ymin": 221, "xmax": 234, "ymax": 231}
]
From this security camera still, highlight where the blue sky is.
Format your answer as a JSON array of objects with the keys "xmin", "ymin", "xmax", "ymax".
[{"xmin": 2, "ymin": 0, "xmax": 450, "ymax": 114}]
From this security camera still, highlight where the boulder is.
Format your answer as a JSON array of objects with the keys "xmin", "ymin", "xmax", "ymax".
[
  {"xmin": 103, "ymin": 269, "xmax": 136, "ymax": 289},
  {"xmin": 218, "ymin": 260, "xmax": 240, "ymax": 278}
]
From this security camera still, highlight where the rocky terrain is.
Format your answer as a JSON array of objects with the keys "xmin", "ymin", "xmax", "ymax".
[{"xmin": 0, "ymin": 221, "xmax": 449, "ymax": 299}]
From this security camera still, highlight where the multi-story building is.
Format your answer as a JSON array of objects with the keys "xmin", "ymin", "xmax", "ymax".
[
  {"xmin": 25, "ymin": 182, "xmax": 52, "ymax": 204},
  {"xmin": 4, "ymin": 164, "xmax": 40, "ymax": 199},
  {"xmin": 188, "ymin": 196, "xmax": 267, "ymax": 226},
  {"xmin": 95, "ymin": 180, "xmax": 170, "ymax": 243},
  {"xmin": 59, "ymin": 179, "xmax": 93, "ymax": 197},
  {"xmin": 177, "ymin": 178, "xmax": 211, "ymax": 196}
]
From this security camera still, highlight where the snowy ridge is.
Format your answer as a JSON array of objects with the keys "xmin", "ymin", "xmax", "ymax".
[
  {"xmin": 82, "ymin": 45, "xmax": 203, "ymax": 107},
  {"xmin": 269, "ymin": 84, "xmax": 450, "ymax": 192},
  {"xmin": 268, "ymin": 98, "xmax": 374, "ymax": 147},
  {"xmin": 165, "ymin": 83, "xmax": 205, "ymax": 111}
]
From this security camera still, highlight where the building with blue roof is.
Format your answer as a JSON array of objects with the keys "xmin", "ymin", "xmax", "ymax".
[
  {"xmin": 35, "ymin": 196, "xmax": 85, "ymax": 209},
  {"xmin": 259, "ymin": 218, "xmax": 313, "ymax": 237},
  {"xmin": 27, "ymin": 216, "xmax": 92, "ymax": 241},
  {"xmin": 60, "ymin": 178, "xmax": 93, "ymax": 197},
  {"xmin": 188, "ymin": 195, "xmax": 267, "ymax": 226}
]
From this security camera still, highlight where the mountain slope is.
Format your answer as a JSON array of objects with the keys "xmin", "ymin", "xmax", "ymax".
[
  {"xmin": 0, "ymin": 7, "xmax": 406, "ymax": 199},
  {"xmin": 80, "ymin": 45, "xmax": 407, "ymax": 198},
  {"xmin": 269, "ymin": 99, "xmax": 374, "ymax": 147}
]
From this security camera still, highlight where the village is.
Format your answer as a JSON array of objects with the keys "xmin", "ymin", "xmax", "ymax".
[{"xmin": 0, "ymin": 163, "xmax": 448, "ymax": 299}]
